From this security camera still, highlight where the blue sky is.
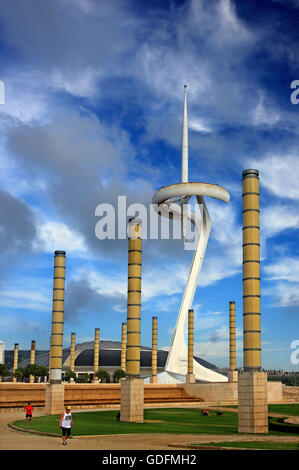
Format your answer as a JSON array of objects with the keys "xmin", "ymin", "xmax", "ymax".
[{"xmin": 0, "ymin": 0, "xmax": 298, "ymax": 371}]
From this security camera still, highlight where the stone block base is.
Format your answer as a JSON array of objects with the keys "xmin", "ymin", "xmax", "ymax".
[
  {"xmin": 150, "ymin": 376, "xmax": 159, "ymax": 384},
  {"xmin": 45, "ymin": 383, "xmax": 65, "ymax": 415},
  {"xmin": 120, "ymin": 377, "xmax": 144, "ymax": 423},
  {"xmin": 238, "ymin": 371, "xmax": 268, "ymax": 434},
  {"xmin": 92, "ymin": 379, "xmax": 99, "ymax": 384},
  {"xmin": 228, "ymin": 370, "xmax": 239, "ymax": 383},
  {"xmin": 185, "ymin": 373, "xmax": 195, "ymax": 384}
]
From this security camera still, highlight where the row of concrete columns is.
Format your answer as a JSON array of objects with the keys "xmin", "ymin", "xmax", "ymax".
[
  {"xmin": 11, "ymin": 303, "xmax": 236, "ymax": 384},
  {"xmin": 42, "ymin": 169, "xmax": 268, "ymax": 433}
]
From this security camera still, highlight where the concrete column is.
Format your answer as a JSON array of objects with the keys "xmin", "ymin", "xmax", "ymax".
[
  {"xmin": 126, "ymin": 218, "xmax": 142, "ymax": 376},
  {"xmin": 0, "ymin": 342, "xmax": 4, "ymax": 364},
  {"xmin": 29, "ymin": 340, "xmax": 36, "ymax": 383},
  {"xmin": 121, "ymin": 322, "xmax": 127, "ymax": 372},
  {"xmin": 12, "ymin": 343, "xmax": 18, "ymax": 383},
  {"xmin": 150, "ymin": 316, "xmax": 158, "ymax": 384},
  {"xmin": 69, "ymin": 332, "xmax": 75, "ymax": 382},
  {"xmin": 93, "ymin": 328, "xmax": 100, "ymax": 383},
  {"xmin": 70, "ymin": 332, "xmax": 76, "ymax": 372},
  {"xmin": 238, "ymin": 169, "xmax": 268, "ymax": 433},
  {"xmin": 228, "ymin": 302, "xmax": 238, "ymax": 383},
  {"xmin": 242, "ymin": 170, "xmax": 261, "ymax": 371},
  {"xmin": 186, "ymin": 309, "xmax": 195, "ymax": 384},
  {"xmin": 49, "ymin": 250, "xmax": 66, "ymax": 383},
  {"xmin": 46, "ymin": 250, "xmax": 66, "ymax": 414},
  {"xmin": 120, "ymin": 218, "xmax": 144, "ymax": 423}
]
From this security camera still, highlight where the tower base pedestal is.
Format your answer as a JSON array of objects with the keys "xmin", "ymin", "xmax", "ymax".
[
  {"xmin": 120, "ymin": 377, "xmax": 144, "ymax": 423},
  {"xmin": 185, "ymin": 373, "xmax": 195, "ymax": 384},
  {"xmin": 45, "ymin": 383, "xmax": 65, "ymax": 415},
  {"xmin": 228, "ymin": 370, "xmax": 238, "ymax": 382},
  {"xmin": 150, "ymin": 375, "xmax": 159, "ymax": 384},
  {"xmin": 238, "ymin": 371, "xmax": 268, "ymax": 434}
]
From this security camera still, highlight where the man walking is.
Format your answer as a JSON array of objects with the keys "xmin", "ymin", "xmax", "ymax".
[
  {"xmin": 59, "ymin": 406, "xmax": 73, "ymax": 445},
  {"xmin": 24, "ymin": 402, "xmax": 34, "ymax": 424}
]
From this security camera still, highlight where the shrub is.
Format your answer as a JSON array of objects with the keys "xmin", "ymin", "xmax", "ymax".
[
  {"xmin": 113, "ymin": 369, "xmax": 126, "ymax": 383},
  {"xmin": 269, "ymin": 416, "xmax": 299, "ymax": 434},
  {"xmin": 63, "ymin": 371, "xmax": 77, "ymax": 382},
  {"xmin": 95, "ymin": 369, "xmax": 111, "ymax": 383}
]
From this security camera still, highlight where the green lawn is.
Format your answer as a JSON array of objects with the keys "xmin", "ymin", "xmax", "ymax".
[
  {"xmin": 268, "ymin": 404, "xmax": 299, "ymax": 416},
  {"xmin": 195, "ymin": 441, "xmax": 299, "ymax": 450},
  {"xmin": 12, "ymin": 407, "xmax": 298, "ymax": 438},
  {"xmin": 211, "ymin": 404, "xmax": 299, "ymax": 416},
  {"xmin": 13, "ymin": 408, "xmax": 239, "ymax": 436}
]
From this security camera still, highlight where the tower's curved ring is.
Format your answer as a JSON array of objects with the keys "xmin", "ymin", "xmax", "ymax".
[{"xmin": 152, "ymin": 182, "xmax": 230, "ymax": 206}]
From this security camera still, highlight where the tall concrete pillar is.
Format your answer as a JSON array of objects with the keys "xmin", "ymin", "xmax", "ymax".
[
  {"xmin": 0, "ymin": 342, "xmax": 4, "ymax": 364},
  {"xmin": 120, "ymin": 218, "xmax": 144, "ymax": 423},
  {"xmin": 121, "ymin": 322, "xmax": 127, "ymax": 372},
  {"xmin": 0, "ymin": 342, "xmax": 4, "ymax": 382},
  {"xmin": 49, "ymin": 250, "xmax": 66, "ymax": 383},
  {"xmin": 93, "ymin": 328, "xmax": 100, "ymax": 383},
  {"xmin": 186, "ymin": 309, "xmax": 195, "ymax": 383},
  {"xmin": 238, "ymin": 169, "xmax": 268, "ymax": 433},
  {"xmin": 228, "ymin": 302, "xmax": 238, "ymax": 383},
  {"xmin": 45, "ymin": 250, "xmax": 66, "ymax": 414},
  {"xmin": 12, "ymin": 343, "xmax": 18, "ymax": 383},
  {"xmin": 150, "ymin": 316, "xmax": 158, "ymax": 384},
  {"xmin": 242, "ymin": 171, "xmax": 261, "ymax": 371},
  {"xmin": 29, "ymin": 340, "xmax": 36, "ymax": 384},
  {"xmin": 126, "ymin": 218, "xmax": 142, "ymax": 377},
  {"xmin": 69, "ymin": 332, "xmax": 76, "ymax": 382}
]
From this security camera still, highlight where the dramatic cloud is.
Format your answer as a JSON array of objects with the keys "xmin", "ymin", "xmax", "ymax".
[{"xmin": 0, "ymin": 189, "xmax": 37, "ymax": 257}]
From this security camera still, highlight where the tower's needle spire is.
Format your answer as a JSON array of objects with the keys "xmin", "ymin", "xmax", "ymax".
[{"xmin": 181, "ymin": 84, "xmax": 188, "ymax": 183}]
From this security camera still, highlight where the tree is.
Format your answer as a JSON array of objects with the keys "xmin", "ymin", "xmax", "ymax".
[
  {"xmin": 24, "ymin": 364, "xmax": 40, "ymax": 377},
  {"xmin": 95, "ymin": 369, "xmax": 111, "ymax": 383},
  {"xmin": 37, "ymin": 365, "xmax": 48, "ymax": 378},
  {"xmin": 13, "ymin": 368, "xmax": 25, "ymax": 381},
  {"xmin": 113, "ymin": 369, "xmax": 126, "ymax": 383},
  {"xmin": 63, "ymin": 371, "xmax": 76, "ymax": 382},
  {"xmin": 75, "ymin": 373, "xmax": 90, "ymax": 383},
  {"xmin": 0, "ymin": 364, "xmax": 9, "ymax": 381}
]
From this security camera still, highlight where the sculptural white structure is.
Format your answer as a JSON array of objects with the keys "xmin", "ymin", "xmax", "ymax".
[{"xmin": 151, "ymin": 86, "xmax": 230, "ymax": 383}]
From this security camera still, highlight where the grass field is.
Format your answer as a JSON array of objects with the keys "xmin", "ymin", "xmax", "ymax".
[
  {"xmin": 268, "ymin": 404, "xmax": 299, "ymax": 416},
  {"xmin": 12, "ymin": 407, "xmax": 299, "ymax": 438},
  {"xmin": 195, "ymin": 441, "xmax": 299, "ymax": 450},
  {"xmin": 211, "ymin": 404, "xmax": 299, "ymax": 416}
]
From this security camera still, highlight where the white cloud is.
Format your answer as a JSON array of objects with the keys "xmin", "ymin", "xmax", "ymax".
[
  {"xmin": 263, "ymin": 281, "xmax": 299, "ymax": 307},
  {"xmin": 34, "ymin": 220, "xmax": 89, "ymax": 255},
  {"xmin": 0, "ymin": 288, "xmax": 49, "ymax": 311},
  {"xmin": 252, "ymin": 93, "xmax": 280, "ymax": 127},
  {"xmin": 189, "ymin": 119, "xmax": 212, "ymax": 133},
  {"xmin": 250, "ymin": 154, "xmax": 299, "ymax": 201},
  {"xmin": 261, "ymin": 203, "xmax": 299, "ymax": 238},
  {"xmin": 264, "ymin": 257, "xmax": 299, "ymax": 282}
]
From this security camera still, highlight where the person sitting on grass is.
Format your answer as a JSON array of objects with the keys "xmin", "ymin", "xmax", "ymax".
[
  {"xmin": 201, "ymin": 409, "xmax": 210, "ymax": 416},
  {"xmin": 59, "ymin": 406, "xmax": 73, "ymax": 446},
  {"xmin": 24, "ymin": 402, "xmax": 34, "ymax": 424}
]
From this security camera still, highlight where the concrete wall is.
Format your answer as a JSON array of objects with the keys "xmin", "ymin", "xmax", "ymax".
[
  {"xmin": 184, "ymin": 382, "xmax": 238, "ymax": 403},
  {"xmin": 282, "ymin": 385, "xmax": 299, "ymax": 402},
  {"xmin": 0, "ymin": 380, "xmax": 286, "ymax": 410},
  {"xmin": 267, "ymin": 381, "xmax": 283, "ymax": 403},
  {"xmin": 184, "ymin": 381, "xmax": 283, "ymax": 404}
]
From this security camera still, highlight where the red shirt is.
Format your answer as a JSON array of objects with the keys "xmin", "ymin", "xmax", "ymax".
[{"xmin": 24, "ymin": 405, "xmax": 34, "ymax": 414}]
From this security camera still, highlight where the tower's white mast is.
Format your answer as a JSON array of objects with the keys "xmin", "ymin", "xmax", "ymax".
[{"xmin": 181, "ymin": 85, "xmax": 188, "ymax": 183}]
